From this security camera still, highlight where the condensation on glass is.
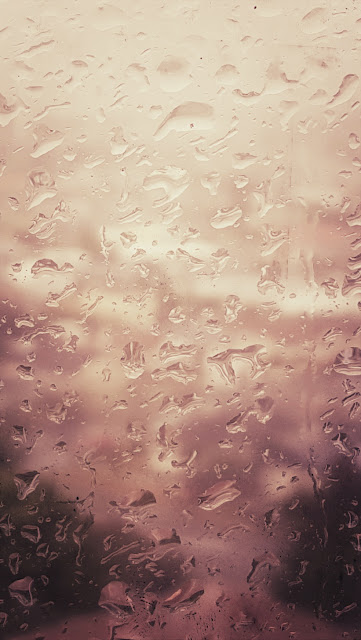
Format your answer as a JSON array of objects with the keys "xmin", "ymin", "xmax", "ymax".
[{"xmin": 0, "ymin": 0, "xmax": 361, "ymax": 638}]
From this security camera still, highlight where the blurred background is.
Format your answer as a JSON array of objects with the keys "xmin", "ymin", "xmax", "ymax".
[{"xmin": 1, "ymin": 0, "xmax": 361, "ymax": 638}]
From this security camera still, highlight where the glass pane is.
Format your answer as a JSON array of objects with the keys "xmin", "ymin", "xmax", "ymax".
[{"xmin": 1, "ymin": 1, "xmax": 361, "ymax": 638}]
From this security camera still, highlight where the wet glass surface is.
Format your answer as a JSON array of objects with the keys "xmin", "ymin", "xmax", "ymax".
[{"xmin": 1, "ymin": 1, "xmax": 361, "ymax": 638}]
